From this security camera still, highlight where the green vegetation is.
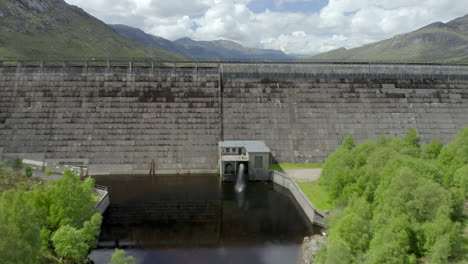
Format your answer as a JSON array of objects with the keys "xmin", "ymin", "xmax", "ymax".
[
  {"xmin": 12, "ymin": 158, "xmax": 23, "ymax": 171},
  {"xmin": 0, "ymin": 189, "xmax": 42, "ymax": 264},
  {"xmin": 0, "ymin": 169, "xmax": 42, "ymax": 193},
  {"xmin": 314, "ymin": 127, "xmax": 467, "ymax": 264},
  {"xmin": 0, "ymin": 169, "xmax": 101, "ymax": 263},
  {"xmin": 308, "ymin": 14, "xmax": 468, "ymax": 63},
  {"xmin": 111, "ymin": 249, "xmax": 136, "ymax": 264},
  {"xmin": 297, "ymin": 181, "xmax": 332, "ymax": 211},
  {"xmin": 25, "ymin": 166, "xmax": 34, "ymax": 178},
  {"xmin": 269, "ymin": 163, "xmax": 323, "ymax": 170},
  {"xmin": 44, "ymin": 169, "xmax": 55, "ymax": 176},
  {"xmin": 0, "ymin": 0, "xmax": 184, "ymax": 60}
]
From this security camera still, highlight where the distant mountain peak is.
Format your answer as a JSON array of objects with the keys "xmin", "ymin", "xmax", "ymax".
[
  {"xmin": 0, "ymin": 0, "xmax": 184, "ymax": 60},
  {"xmin": 114, "ymin": 26, "xmax": 295, "ymax": 61},
  {"xmin": 308, "ymin": 13, "xmax": 468, "ymax": 64},
  {"xmin": 175, "ymin": 37, "xmax": 197, "ymax": 44}
]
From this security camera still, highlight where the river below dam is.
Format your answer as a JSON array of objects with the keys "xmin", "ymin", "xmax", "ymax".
[{"xmin": 89, "ymin": 174, "xmax": 317, "ymax": 264}]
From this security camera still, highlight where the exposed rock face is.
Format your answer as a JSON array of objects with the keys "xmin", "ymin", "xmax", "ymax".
[
  {"xmin": 301, "ymin": 235, "xmax": 327, "ymax": 264},
  {"xmin": 18, "ymin": 0, "xmax": 51, "ymax": 13}
]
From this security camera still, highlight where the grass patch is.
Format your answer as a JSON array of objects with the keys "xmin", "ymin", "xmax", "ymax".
[
  {"xmin": 0, "ymin": 169, "xmax": 43, "ymax": 193},
  {"xmin": 297, "ymin": 180, "xmax": 332, "ymax": 211},
  {"xmin": 269, "ymin": 163, "xmax": 323, "ymax": 170}
]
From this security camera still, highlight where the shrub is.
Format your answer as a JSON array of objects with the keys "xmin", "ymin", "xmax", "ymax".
[
  {"xmin": 111, "ymin": 249, "xmax": 136, "ymax": 264},
  {"xmin": 12, "ymin": 158, "xmax": 23, "ymax": 170},
  {"xmin": 51, "ymin": 225, "xmax": 89, "ymax": 263},
  {"xmin": 25, "ymin": 166, "xmax": 33, "ymax": 177}
]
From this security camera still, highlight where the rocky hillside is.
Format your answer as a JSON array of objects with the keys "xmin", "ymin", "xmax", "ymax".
[
  {"xmin": 0, "ymin": 0, "xmax": 184, "ymax": 60},
  {"xmin": 111, "ymin": 24, "xmax": 295, "ymax": 61},
  {"xmin": 309, "ymin": 14, "xmax": 468, "ymax": 63}
]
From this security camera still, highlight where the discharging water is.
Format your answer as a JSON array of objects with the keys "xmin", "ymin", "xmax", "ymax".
[
  {"xmin": 234, "ymin": 163, "xmax": 246, "ymax": 193},
  {"xmin": 89, "ymin": 174, "xmax": 317, "ymax": 264}
]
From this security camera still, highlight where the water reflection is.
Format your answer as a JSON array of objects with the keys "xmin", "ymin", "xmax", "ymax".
[{"xmin": 90, "ymin": 174, "xmax": 316, "ymax": 264}]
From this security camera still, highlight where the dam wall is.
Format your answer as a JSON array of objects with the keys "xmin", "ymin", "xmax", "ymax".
[
  {"xmin": 222, "ymin": 63, "xmax": 468, "ymax": 163},
  {"xmin": 0, "ymin": 61, "xmax": 467, "ymax": 172},
  {"xmin": 0, "ymin": 63, "xmax": 221, "ymax": 173}
]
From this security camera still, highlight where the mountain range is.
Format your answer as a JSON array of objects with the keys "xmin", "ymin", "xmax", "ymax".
[
  {"xmin": 308, "ymin": 14, "xmax": 468, "ymax": 63},
  {"xmin": 0, "ymin": 0, "xmax": 294, "ymax": 61},
  {"xmin": 0, "ymin": 0, "xmax": 467, "ymax": 63},
  {"xmin": 110, "ymin": 24, "xmax": 296, "ymax": 61},
  {"xmin": 0, "ymin": 0, "xmax": 184, "ymax": 60}
]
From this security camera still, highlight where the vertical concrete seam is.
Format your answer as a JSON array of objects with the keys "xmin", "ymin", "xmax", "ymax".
[{"xmin": 219, "ymin": 63, "xmax": 224, "ymax": 141}]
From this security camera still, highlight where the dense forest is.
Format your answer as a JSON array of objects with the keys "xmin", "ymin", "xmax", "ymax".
[
  {"xmin": 315, "ymin": 128, "xmax": 467, "ymax": 264},
  {"xmin": 0, "ymin": 169, "xmax": 102, "ymax": 263}
]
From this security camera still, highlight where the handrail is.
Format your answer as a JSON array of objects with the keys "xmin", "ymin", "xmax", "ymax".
[
  {"xmin": 94, "ymin": 184, "xmax": 108, "ymax": 191},
  {"xmin": 0, "ymin": 59, "xmax": 468, "ymax": 67}
]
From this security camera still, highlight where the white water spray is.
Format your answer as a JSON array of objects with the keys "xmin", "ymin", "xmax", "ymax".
[{"xmin": 235, "ymin": 163, "xmax": 246, "ymax": 193}]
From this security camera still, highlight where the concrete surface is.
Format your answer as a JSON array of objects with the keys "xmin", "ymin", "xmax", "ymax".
[
  {"xmin": 272, "ymin": 171, "xmax": 316, "ymax": 226},
  {"xmin": 283, "ymin": 168, "xmax": 322, "ymax": 182},
  {"xmin": 1, "ymin": 62, "xmax": 467, "ymax": 172}
]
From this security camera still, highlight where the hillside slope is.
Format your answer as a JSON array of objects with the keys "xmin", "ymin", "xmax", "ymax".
[
  {"xmin": 111, "ymin": 24, "xmax": 295, "ymax": 61},
  {"xmin": 0, "ymin": 0, "xmax": 184, "ymax": 60},
  {"xmin": 309, "ymin": 14, "xmax": 468, "ymax": 63}
]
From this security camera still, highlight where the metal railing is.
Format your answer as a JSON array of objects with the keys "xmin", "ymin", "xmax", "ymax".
[
  {"xmin": 94, "ymin": 184, "xmax": 108, "ymax": 192},
  {"xmin": 1, "ymin": 59, "xmax": 468, "ymax": 67}
]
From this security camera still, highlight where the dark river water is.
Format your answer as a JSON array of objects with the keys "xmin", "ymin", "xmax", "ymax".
[{"xmin": 90, "ymin": 174, "xmax": 317, "ymax": 264}]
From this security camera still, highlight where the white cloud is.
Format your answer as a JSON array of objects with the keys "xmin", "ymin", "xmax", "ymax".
[{"xmin": 65, "ymin": 0, "xmax": 468, "ymax": 55}]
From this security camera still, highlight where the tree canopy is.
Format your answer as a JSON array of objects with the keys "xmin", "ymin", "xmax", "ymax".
[
  {"xmin": 0, "ymin": 169, "xmax": 101, "ymax": 263},
  {"xmin": 0, "ymin": 189, "xmax": 42, "ymax": 264},
  {"xmin": 316, "ymin": 127, "xmax": 467, "ymax": 264}
]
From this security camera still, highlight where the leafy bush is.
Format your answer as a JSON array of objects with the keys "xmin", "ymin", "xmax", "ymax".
[
  {"xmin": 111, "ymin": 249, "xmax": 136, "ymax": 264},
  {"xmin": 52, "ymin": 225, "xmax": 89, "ymax": 263},
  {"xmin": 12, "ymin": 158, "xmax": 23, "ymax": 170},
  {"xmin": 25, "ymin": 165, "xmax": 33, "ymax": 177},
  {"xmin": 44, "ymin": 168, "xmax": 54, "ymax": 175},
  {"xmin": 0, "ymin": 190, "xmax": 42, "ymax": 264}
]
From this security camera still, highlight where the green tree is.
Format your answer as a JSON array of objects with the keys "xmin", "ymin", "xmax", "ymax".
[
  {"xmin": 12, "ymin": 157, "xmax": 23, "ymax": 170},
  {"xmin": 319, "ymin": 127, "xmax": 467, "ymax": 264},
  {"xmin": 324, "ymin": 238, "xmax": 353, "ymax": 264},
  {"xmin": 401, "ymin": 128, "xmax": 421, "ymax": 157},
  {"xmin": 111, "ymin": 249, "xmax": 136, "ymax": 264},
  {"xmin": 404, "ymin": 128, "xmax": 421, "ymax": 147},
  {"xmin": 25, "ymin": 165, "xmax": 33, "ymax": 177},
  {"xmin": 368, "ymin": 216, "xmax": 413, "ymax": 264},
  {"xmin": 51, "ymin": 225, "xmax": 89, "ymax": 263},
  {"xmin": 423, "ymin": 209, "xmax": 461, "ymax": 264},
  {"xmin": 453, "ymin": 164, "xmax": 468, "ymax": 196},
  {"xmin": 438, "ymin": 127, "xmax": 468, "ymax": 186},
  {"xmin": 82, "ymin": 213, "xmax": 103, "ymax": 249},
  {"xmin": 342, "ymin": 135, "xmax": 356, "ymax": 150},
  {"xmin": 46, "ymin": 169, "xmax": 96, "ymax": 229},
  {"xmin": 0, "ymin": 190, "xmax": 42, "ymax": 264},
  {"xmin": 422, "ymin": 139, "xmax": 443, "ymax": 159},
  {"xmin": 332, "ymin": 197, "xmax": 371, "ymax": 256}
]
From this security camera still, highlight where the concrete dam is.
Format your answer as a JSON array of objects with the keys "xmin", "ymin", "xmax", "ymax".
[{"xmin": 0, "ymin": 61, "xmax": 467, "ymax": 174}]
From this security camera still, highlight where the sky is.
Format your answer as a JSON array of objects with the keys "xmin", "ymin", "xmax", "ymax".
[{"xmin": 64, "ymin": 0, "xmax": 468, "ymax": 55}]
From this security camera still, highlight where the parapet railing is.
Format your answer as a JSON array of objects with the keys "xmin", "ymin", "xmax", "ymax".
[
  {"xmin": 94, "ymin": 184, "xmax": 110, "ymax": 214},
  {"xmin": 94, "ymin": 184, "xmax": 108, "ymax": 192},
  {"xmin": 271, "ymin": 170, "xmax": 325, "ymax": 227},
  {"xmin": 1, "ymin": 59, "xmax": 468, "ymax": 67}
]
